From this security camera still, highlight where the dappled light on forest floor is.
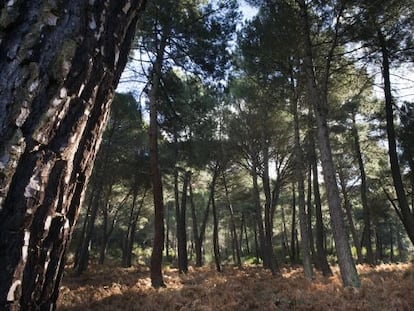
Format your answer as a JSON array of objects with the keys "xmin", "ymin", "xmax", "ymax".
[{"xmin": 58, "ymin": 263, "xmax": 414, "ymax": 310}]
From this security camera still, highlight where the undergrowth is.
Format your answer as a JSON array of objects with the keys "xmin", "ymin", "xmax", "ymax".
[{"xmin": 58, "ymin": 262, "xmax": 414, "ymax": 310}]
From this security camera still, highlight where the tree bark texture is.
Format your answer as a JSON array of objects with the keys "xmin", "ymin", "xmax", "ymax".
[{"xmin": 0, "ymin": 1, "xmax": 146, "ymax": 309}]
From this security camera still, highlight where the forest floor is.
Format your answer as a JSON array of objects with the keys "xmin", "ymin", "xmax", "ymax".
[{"xmin": 57, "ymin": 261, "xmax": 414, "ymax": 310}]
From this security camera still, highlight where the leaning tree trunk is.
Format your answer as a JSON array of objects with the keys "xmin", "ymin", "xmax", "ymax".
[
  {"xmin": 0, "ymin": 1, "xmax": 146, "ymax": 309},
  {"xmin": 377, "ymin": 29, "xmax": 414, "ymax": 244}
]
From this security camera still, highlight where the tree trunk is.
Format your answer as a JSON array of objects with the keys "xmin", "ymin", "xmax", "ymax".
[
  {"xmin": 251, "ymin": 161, "xmax": 266, "ymax": 267},
  {"xmin": 74, "ymin": 186, "xmax": 95, "ymax": 269},
  {"xmin": 123, "ymin": 187, "xmax": 139, "ymax": 267},
  {"xmin": 222, "ymin": 173, "xmax": 242, "ymax": 268},
  {"xmin": 189, "ymin": 178, "xmax": 201, "ymax": 267},
  {"xmin": 281, "ymin": 205, "xmax": 290, "ymax": 264},
  {"xmin": 351, "ymin": 114, "xmax": 374, "ymax": 264},
  {"xmin": 298, "ymin": 0, "xmax": 360, "ymax": 287},
  {"xmin": 309, "ymin": 126, "xmax": 332, "ymax": 276},
  {"xmin": 338, "ymin": 169, "xmax": 363, "ymax": 264},
  {"xmin": 123, "ymin": 188, "xmax": 145, "ymax": 268},
  {"xmin": 377, "ymin": 29, "xmax": 414, "ymax": 244},
  {"xmin": 0, "ymin": 1, "xmax": 146, "ymax": 308},
  {"xmin": 293, "ymin": 98, "xmax": 313, "ymax": 279},
  {"xmin": 307, "ymin": 163, "xmax": 317, "ymax": 265},
  {"xmin": 262, "ymin": 144, "xmax": 279, "ymax": 275},
  {"xmin": 75, "ymin": 187, "xmax": 101, "ymax": 275},
  {"xmin": 165, "ymin": 202, "xmax": 171, "ymax": 259},
  {"xmin": 291, "ymin": 184, "xmax": 297, "ymax": 264},
  {"xmin": 211, "ymin": 169, "xmax": 221, "ymax": 272},
  {"xmin": 177, "ymin": 171, "xmax": 189, "ymax": 273},
  {"xmin": 148, "ymin": 31, "xmax": 168, "ymax": 288},
  {"xmin": 194, "ymin": 165, "xmax": 217, "ymax": 267}
]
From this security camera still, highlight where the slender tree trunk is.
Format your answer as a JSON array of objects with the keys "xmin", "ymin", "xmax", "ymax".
[
  {"xmin": 389, "ymin": 224, "xmax": 394, "ymax": 262},
  {"xmin": 177, "ymin": 171, "xmax": 189, "ymax": 273},
  {"xmin": 74, "ymin": 187, "xmax": 95, "ymax": 269},
  {"xmin": 99, "ymin": 208, "xmax": 109, "ymax": 265},
  {"xmin": 377, "ymin": 29, "xmax": 414, "ymax": 244},
  {"xmin": 251, "ymin": 161, "xmax": 267, "ymax": 267},
  {"xmin": 123, "ymin": 189, "xmax": 146, "ymax": 268},
  {"xmin": 291, "ymin": 184, "xmax": 297, "ymax": 264},
  {"xmin": 194, "ymin": 166, "xmax": 217, "ymax": 267},
  {"xmin": 281, "ymin": 205, "xmax": 290, "ymax": 264},
  {"xmin": 222, "ymin": 173, "xmax": 242, "ymax": 268},
  {"xmin": 240, "ymin": 213, "xmax": 250, "ymax": 255},
  {"xmin": 165, "ymin": 202, "xmax": 171, "ymax": 259},
  {"xmin": 293, "ymin": 98, "xmax": 313, "ymax": 279},
  {"xmin": 0, "ymin": 1, "xmax": 146, "ymax": 308},
  {"xmin": 338, "ymin": 169, "xmax": 363, "ymax": 264},
  {"xmin": 123, "ymin": 188, "xmax": 138, "ymax": 267},
  {"xmin": 211, "ymin": 170, "xmax": 221, "ymax": 272},
  {"xmin": 397, "ymin": 229, "xmax": 405, "ymax": 262},
  {"xmin": 351, "ymin": 114, "xmax": 374, "ymax": 264},
  {"xmin": 75, "ymin": 188, "xmax": 101, "ymax": 275},
  {"xmin": 189, "ymin": 177, "xmax": 201, "ymax": 267},
  {"xmin": 149, "ymin": 32, "xmax": 168, "ymax": 288},
  {"xmin": 298, "ymin": 0, "xmax": 360, "ymax": 287},
  {"xmin": 307, "ymin": 164, "xmax": 316, "ymax": 263},
  {"xmin": 262, "ymin": 144, "xmax": 279, "ymax": 275},
  {"xmin": 309, "ymin": 126, "xmax": 332, "ymax": 276},
  {"xmin": 254, "ymin": 224, "xmax": 260, "ymax": 264}
]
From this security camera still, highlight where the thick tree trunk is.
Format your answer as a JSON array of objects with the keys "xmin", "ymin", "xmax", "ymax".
[{"xmin": 0, "ymin": 1, "xmax": 146, "ymax": 308}]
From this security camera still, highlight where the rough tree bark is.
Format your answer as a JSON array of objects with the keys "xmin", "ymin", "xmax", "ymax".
[{"xmin": 0, "ymin": 1, "xmax": 146, "ymax": 309}]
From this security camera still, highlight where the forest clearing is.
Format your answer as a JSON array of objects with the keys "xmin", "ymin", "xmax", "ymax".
[{"xmin": 58, "ymin": 262, "xmax": 414, "ymax": 311}]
